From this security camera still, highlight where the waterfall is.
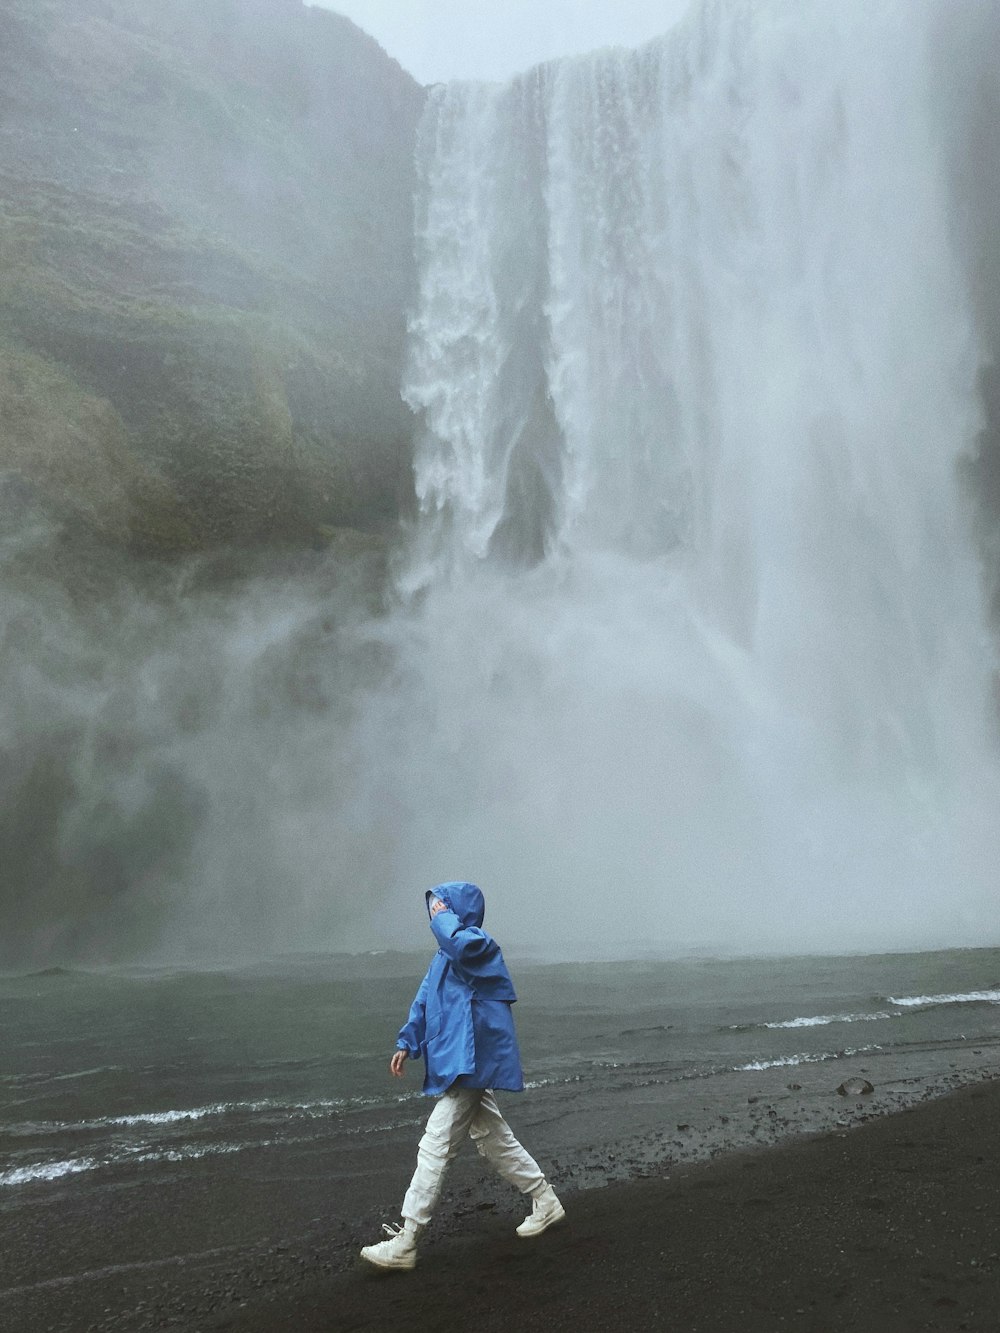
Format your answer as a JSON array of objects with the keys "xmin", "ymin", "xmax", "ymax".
[
  {"xmin": 367, "ymin": 0, "xmax": 1000, "ymax": 954},
  {"xmin": 6, "ymin": 0, "xmax": 998, "ymax": 966}
]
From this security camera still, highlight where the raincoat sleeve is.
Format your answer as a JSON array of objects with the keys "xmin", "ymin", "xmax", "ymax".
[
  {"xmin": 430, "ymin": 908, "xmax": 497, "ymax": 966},
  {"xmin": 396, "ymin": 969, "xmax": 430, "ymax": 1059}
]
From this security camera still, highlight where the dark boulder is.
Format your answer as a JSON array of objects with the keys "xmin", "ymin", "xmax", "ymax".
[{"xmin": 837, "ymin": 1077, "xmax": 875, "ymax": 1096}]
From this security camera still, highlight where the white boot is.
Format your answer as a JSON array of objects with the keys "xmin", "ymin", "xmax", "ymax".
[
  {"xmin": 516, "ymin": 1183, "xmax": 565, "ymax": 1238},
  {"xmin": 360, "ymin": 1219, "xmax": 421, "ymax": 1271}
]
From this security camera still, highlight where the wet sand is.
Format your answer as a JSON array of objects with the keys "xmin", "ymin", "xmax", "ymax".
[
  {"xmin": 4, "ymin": 1058, "xmax": 998, "ymax": 1331},
  {"xmin": 211, "ymin": 1077, "xmax": 1000, "ymax": 1333}
]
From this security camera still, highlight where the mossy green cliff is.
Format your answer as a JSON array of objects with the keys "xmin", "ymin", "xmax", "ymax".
[{"xmin": 0, "ymin": 0, "xmax": 425, "ymax": 555}]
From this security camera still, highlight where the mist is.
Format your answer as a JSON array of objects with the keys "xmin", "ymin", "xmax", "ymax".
[
  {"xmin": 4, "ymin": 0, "xmax": 1000, "ymax": 968},
  {"xmin": 350, "ymin": 0, "xmax": 1000, "ymax": 958},
  {"xmin": 0, "ymin": 525, "xmax": 401, "ymax": 968},
  {"xmin": 314, "ymin": 0, "xmax": 693, "ymax": 84}
]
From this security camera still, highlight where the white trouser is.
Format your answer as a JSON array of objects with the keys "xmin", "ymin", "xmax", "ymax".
[{"xmin": 401, "ymin": 1086, "xmax": 547, "ymax": 1227}]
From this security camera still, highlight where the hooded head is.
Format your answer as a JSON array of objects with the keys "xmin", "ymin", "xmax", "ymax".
[{"xmin": 425, "ymin": 881, "xmax": 485, "ymax": 929}]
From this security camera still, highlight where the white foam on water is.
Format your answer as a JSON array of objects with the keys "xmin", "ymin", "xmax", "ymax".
[
  {"xmin": 105, "ymin": 1102, "xmax": 263, "ymax": 1128},
  {"xmin": 763, "ymin": 1011, "xmax": 894, "ymax": 1029},
  {"xmin": 514, "ymin": 1076, "xmax": 584, "ymax": 1093},
  {"xmin": 736, "ymin": 1044, "xmax": 880, "ymax": 1072},
  {"xmin": 105, "ymin": 1096, "xmax": 360, "ymax": 1127},
  {"xmin": 1, "ymin": 1093, "xmax": 396, "ymax": 1139},
  {"xmin": 0, "ymin": 1157, "xmax": 98, "ymax": 1187},
  {"xmin": 737, "ymin": 1053, "xmax": 824, "ymax": 1072},
  {"xmin": 885, "ymin": 990, "xmax": 1000, "ymax": 1009},
  {"xmin": 0, "ymin": 1138, "xmax": 261, "ymax": 1189}
]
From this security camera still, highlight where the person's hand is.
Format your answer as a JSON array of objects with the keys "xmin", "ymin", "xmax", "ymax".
[
  {"xmin": 390, "ymin": 1049, "xmax": 408, "ymax": 1078},
  {"xmin": 429, "ymin": 896, "xmax": 448, "ymax": 918}
]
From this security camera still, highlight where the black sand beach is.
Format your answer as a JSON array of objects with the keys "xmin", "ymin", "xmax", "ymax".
[
  {"xmin": 7, "ymin": 1075, "xmax": 990, "ymax": 1332},
  {"xmin": 210, "ymin": 1077, "xmax": 1000, "ymax": 1333}
]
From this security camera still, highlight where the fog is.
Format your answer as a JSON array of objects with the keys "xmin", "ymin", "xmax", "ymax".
[
  {"xmin": 4, "ymin": 0, "xmax": 1000, "ymax": 968},
  {"xmin": 311, "ymin": 0, "xmax": 693, "ymax": 84}
]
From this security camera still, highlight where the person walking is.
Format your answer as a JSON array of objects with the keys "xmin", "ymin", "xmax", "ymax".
[{"xmin": 360, "ymin": 881, "xmax": 564, "ymax": 1271}]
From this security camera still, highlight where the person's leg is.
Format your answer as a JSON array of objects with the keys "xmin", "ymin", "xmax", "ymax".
[
  {"xmin": 360, "ymin": 1087, "xmax": 482, "ymax": 1270},
  {"xmin": 467, "ymin": 1090, "xmax": 545, "ymax": 1192},
  {"xmin": 401, "ymin": 1085, "xmax": 482, "ymax": 1225},
  {"xmin": 468, "ymin": 1091, "xmax": 565, "ymax": 1236}
]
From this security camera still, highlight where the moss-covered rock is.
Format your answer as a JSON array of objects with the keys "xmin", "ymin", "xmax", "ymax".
[
  {"xmin": 0, "ymin": 0, "xmax": 425, "ymax": 556},
  {"xmin": 0, "ymin": 339, "xmax": 190, "ymax": 546}
]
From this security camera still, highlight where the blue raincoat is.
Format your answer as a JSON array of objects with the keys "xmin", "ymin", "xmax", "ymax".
[{"xmin": 396, "ymin": 882, "xmax": 525, "ymax": 1097}]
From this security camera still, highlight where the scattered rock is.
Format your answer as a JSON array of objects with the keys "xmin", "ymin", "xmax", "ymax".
[{"xmin": 837, "ymin": 1077, "xmax": 874, "ymax": 1096}]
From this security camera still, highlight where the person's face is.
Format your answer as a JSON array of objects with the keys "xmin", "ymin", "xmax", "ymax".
[{"xmin": 429, "ymin": 896, "xmax": 448, "ymax": 918}]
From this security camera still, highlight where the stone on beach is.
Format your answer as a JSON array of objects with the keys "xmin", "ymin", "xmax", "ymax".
[{"xmin": 837, "ymin": 1078, "xmax": 875, "ymax": 1096}]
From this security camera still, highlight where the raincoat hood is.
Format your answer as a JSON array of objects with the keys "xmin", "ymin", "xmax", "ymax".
[{"xmin": 425, "ymin": 881, "xmax": 485, "ymax": 929}]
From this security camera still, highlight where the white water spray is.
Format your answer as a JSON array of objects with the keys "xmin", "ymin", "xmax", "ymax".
[{"xmin": 364, "ymin": 0, "xmax": 1000, "ymax": 955}]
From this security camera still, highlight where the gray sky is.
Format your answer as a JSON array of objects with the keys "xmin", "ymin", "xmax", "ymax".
[{"xmin": 310, "ymin": 0, "xmax": 692, "ymax": 85}]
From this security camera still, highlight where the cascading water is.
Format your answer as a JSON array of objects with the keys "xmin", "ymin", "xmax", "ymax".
[
  {"xmin": 5, "ymin": 0, "xmax": 999, "ymax": 967},
  {"xmin": 365, "ymin": 0, "xmax": 1000, "ymax": 954}
]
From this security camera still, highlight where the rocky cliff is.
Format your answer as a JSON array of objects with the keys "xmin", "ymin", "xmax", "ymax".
[{"xmin": 0, "ymin": 0, "xmax": 425, "ymax": 556}]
